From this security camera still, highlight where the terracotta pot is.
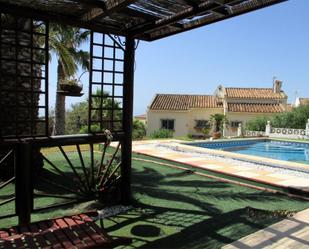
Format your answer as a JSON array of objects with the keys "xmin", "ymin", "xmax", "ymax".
[{"xmin": 212, "ymin": 131, "xmax": 221, "ymax": 139}]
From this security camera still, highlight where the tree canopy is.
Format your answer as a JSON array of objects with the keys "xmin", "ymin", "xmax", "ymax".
[
  {"xmin": 65, "ymin": 97, "xmax": 146, "ymax": 140},
  {"xmin": 210, "ymin": 114, "xmax": 228, "ymax": 132},
  {"xmin": 50, "ymin": 24, "xmax": 89, "ymax": 135}
]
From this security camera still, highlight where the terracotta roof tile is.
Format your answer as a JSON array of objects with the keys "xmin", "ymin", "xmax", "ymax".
[
  {"xmin": 286, "ymin": 104, "xmax": 293, "ymax": 112},
  {"xmin": 149, "ymin": 94, "xmax": 222, "ymax": 110},
  {"xmin": 225, "ymin": 88, "xmax": 286, "ymax": 99},
  {"xmin": 228, "ymin": 103, "xmax": 285, "ymax": 113}
]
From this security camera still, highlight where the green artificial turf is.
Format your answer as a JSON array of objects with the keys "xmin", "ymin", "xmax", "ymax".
[
  {"xmin": 132, "ymin": 152, "xmax": 293, "ymax": 194},
  {"xmin": 0, "ymin": 147, "xmax": 309, "ymax": 248},
  {"xmin": 102, "ymin": 157, "xmax": 309, "ymax": 249},
  {"xmin": 0, "ymin": 146, "xmax": 116, "ymax": 228}
]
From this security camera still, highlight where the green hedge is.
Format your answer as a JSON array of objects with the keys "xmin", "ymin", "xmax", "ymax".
[
  {"xmin": 151, "ymin": 129, "xmax": 174, "ymax": 138},
  {"xmin": 245, "ymin": 104, "xmax": 309, "ymax": 131}
]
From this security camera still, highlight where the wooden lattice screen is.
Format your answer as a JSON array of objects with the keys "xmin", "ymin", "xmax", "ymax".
[
  {"xmin": 88, "ymin": 32, "xmax": 124, "ymax": 133},
  {"xmin": 0, "ymin": 13, "xmax": 49, "ymax": 138}
]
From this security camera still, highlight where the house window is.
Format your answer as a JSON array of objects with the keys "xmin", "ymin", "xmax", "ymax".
[
  {"xmin": 161, "ymin": 119, "xmax": 175, "ymax": 130},
  {"xmin": 231, "ymin": 121, "xmax": 242, "ymax": 128},
  {"xmin": 195, "ymin": 120, "xmax": 210, "ymax": 129}
]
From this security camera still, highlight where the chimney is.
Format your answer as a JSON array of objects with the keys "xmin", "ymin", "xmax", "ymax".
[
  {"xmin": 215, "ymin": 84, "xmax": 225, "ymax": 98},
  {"xmin": 273, "ymin": 80, "xmax": 282, "ymax": 93}
]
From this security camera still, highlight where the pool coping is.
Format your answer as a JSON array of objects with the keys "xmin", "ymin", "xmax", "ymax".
[
  {"xmin": 181, "ymin": 138, "xmax": 309, "ymax": 174},
  {"xmin": 131, "ymin": 139, "xmax": 309, "ymax": 197}
]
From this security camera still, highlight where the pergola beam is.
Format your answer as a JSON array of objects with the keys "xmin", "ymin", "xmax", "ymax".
[
  {"xmin": 0, "ymin": 0, "xmax": 289, "ymax": 42},
  {"xmin": 143, "ymin": 0, "xmax": 288, "ymax": 41},
  {"xmin": 81, "ymin": 0, "xmax": 136, "ymax": 22},
  {"xmin": 183, "ymin": 0, "xmax": 199, "ymax": 8},
  {"xmin": 129, "ymin": 0, "xmax": 235, "ymax": 36},
  {"xmin": 123, "ymin": 7, "xmax": 158, "ymax": 21},
  {"xmin": 70, "ymin": 0, "xmax": 107, "ymax": 8},
  {"xmin": 0, "ymin": 2, "xmax": 127, "ymax": 36},
  {"xmin": 212, "ymin": 6, "xmax": 230, "ymax": 16},
  {"xmin": 213, "ymin": 0, "xmax": 228, "ymax": 4}
]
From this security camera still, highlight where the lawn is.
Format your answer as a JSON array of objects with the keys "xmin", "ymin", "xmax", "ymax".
[
  {"xmin": 103, "ymin": 155, "xmax": 309, "ymax": 248},
  {"xmin": 1, "ymin": 147, "xmax": 309, "ymax": 248}
]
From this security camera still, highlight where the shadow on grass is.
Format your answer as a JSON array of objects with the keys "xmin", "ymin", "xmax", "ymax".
[
  {"xmin": 105, "ymin": 164, "xmax": 308, "ymax": 249},
  {"xmin": 136, "ymin": 206, "xmax": 279, "ymax": 249},
  {"xmin": 1, "ymin": 151, "xmax": 307, "ymax": 247},
  {"xmin": 131, "ymin": 224, "xmax": 161, "ymax": 237}
]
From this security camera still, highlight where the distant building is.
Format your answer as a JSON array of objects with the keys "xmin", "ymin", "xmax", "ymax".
[
  {"xmin": 134, "ymin": 114, "xmax": 147, "ymax": 125},
  {"xmin": 147, "ymin": 80, "xmax": 289, "ymax": 137},
  {"xmin": 286, "ymin": 104, "xmax": 293, "ymax": 112},
  {"xmin": 294, "ymin": 97, "xmax": 309, "ymax": 107}
]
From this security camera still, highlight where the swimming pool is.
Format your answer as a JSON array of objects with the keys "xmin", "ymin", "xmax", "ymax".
[{"xmin": 188, "ymin": 140, "xmax": 309, "ymax": 165}]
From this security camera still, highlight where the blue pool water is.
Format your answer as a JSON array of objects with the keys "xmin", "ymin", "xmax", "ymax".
[{"xmin": 190, "ymin": 140, "xmax": 309, "ymax": 165}]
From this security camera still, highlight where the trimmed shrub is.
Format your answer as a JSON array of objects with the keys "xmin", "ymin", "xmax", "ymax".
[
  {"xmin": 132, "ymin": 119, "xmax": 146, "ymax": 140},
  {"xmin": 245, "ymin": 116, "xmax": 268, "ymax": 131},
  {"xmin": 151, "ymin": 129, "xmax": 173, "ymax": 139}
]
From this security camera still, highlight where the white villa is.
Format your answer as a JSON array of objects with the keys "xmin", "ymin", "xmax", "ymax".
[
  {"xmin": 147, "ymin": 80, "xmax": 289, "ymax": 137},
  {"xmin": 294, "ymin": 97, "xmax": 309, "ymax": 107}
]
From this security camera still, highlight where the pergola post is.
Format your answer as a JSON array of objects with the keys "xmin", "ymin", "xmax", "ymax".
[
  {"xmin": 15, "ymin": 143, "xmax": 33, "ymax": 225},
  {"xmin": 121, "ymin": 36, "xmax": 135, "ymax": 204}
]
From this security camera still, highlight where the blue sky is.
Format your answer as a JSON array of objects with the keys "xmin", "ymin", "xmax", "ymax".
[{"xmin": 48, "ymin": 0, "xmax": 309, "ymax": 115}]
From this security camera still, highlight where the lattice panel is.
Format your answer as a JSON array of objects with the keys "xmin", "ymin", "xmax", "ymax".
[
  {"xmin": 89, "ymin": 32, "xmax": 124, "ymax": 133},
  {"xmin": 0, "ymin": 13, "xmax": 49, "ymax": 138}
]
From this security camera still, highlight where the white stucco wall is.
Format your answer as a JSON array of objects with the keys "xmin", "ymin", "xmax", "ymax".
[
  {"xmin": 147, "ymin": 109, "xmax": 279, "ymax": 137},
  {"xmin": 147, "ymin": 108, "xmax": 225, "ymax": 137},
  {"xmin": 147, "ymin": 110, "xmax": 189, "ymax": 137},
  {"xmin": 294, "ymin": 97, "xmax": 301, "ymax": 107},
  {"xmin": 187, "ymin": 108, "xmax": 223, "ymax": 135}
]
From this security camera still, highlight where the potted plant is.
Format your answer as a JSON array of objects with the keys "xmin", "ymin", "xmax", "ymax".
[
  {"xmin": 60, "ymin": 78, "xmax": 83, "ymax": 93},
  {"xmin": 210, "ymin": 114, "xmax": 228, "ymax": 139},
  {"xmin": 59, "ymin": 71, "xmax": 87, "ymax": 95},
  {"xmin": 202, "ymin": 127, "xmax": 211, "ymax": 139}
]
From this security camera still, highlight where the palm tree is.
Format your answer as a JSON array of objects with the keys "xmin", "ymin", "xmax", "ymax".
[
  {"xmin": 65, "ymin": 90, "xmax": 122, "ymax": 134},
  {"xmin": 210, "ymin": 114, "xmax": 229, "ymax": 133},
  {"xmin": 49, "ymin": 24, "xmax": 89, "ymax": 135},
  {"xmin": 91, "ymin": 90, "xmax": 122, "ymax": 131}
]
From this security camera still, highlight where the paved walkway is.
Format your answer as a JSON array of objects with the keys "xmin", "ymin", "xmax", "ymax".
[
  {"xmin": 132, "ymin": 140, "xmax": 309, "ymax": 194},
  {"xmin": 132, "ymin": 140, "xmax": 309, "ymax": 248},
  {"xmin": 222, "ymin": 208, "xmax": 309, "ymax": 249}
]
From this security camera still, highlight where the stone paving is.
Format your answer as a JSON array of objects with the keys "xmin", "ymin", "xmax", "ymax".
[
  {"xmin": 132, "ymin": 140, "xmax": 309, "ymax": 193},
  {"xmin": 222, "ymin": 208, "xmax": 309, "ymax": 249},
  {"xmin": 131, "ymin": 139, "xmax": 309, "ymax": 248}
]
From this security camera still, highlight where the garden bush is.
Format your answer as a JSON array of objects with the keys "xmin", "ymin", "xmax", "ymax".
[
  {"xmin": 245, "ymin": 116, "xmax": 268, "ymax": 131},
  {"xmin": 151, "ymin": 129, "xmax": 174, "ymax": 138},
  {"xmin": 132, "ymin": 119, "xmax": 146, "ymax": 140},
  {"xmin": 245, "ymin": 104, "xmax": 309, "ymax": 131}
]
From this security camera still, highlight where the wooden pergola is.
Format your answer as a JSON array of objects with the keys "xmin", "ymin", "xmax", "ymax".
[
  {"xmin": 0, "ymin": 0, "xmax": 287, "ymax": 226},
  {"xmin": 0, "ymin": 0, "xmax": 286, "ymax": 41}
]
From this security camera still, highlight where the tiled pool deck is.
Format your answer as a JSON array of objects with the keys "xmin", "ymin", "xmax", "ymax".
[
  {"xmin": 132, "ymin": 139, "xmax": 309, "ymax": 194},
  {"xmin": 222, "ymin": 208, "xmax": 309, "ymax": 249},
  {"xmin": 131, "ymin": 139, "xmax": 309, "ymax": 248}
]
